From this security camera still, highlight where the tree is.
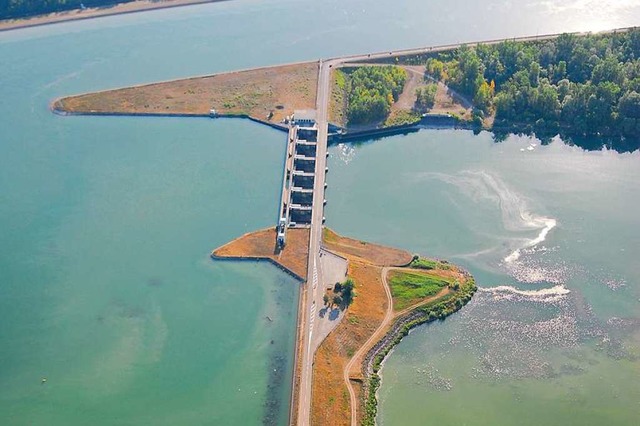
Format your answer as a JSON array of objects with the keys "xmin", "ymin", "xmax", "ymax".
[
  {"xmin": 535, "ymin": 81, "xmax": 561, "ymax": 121},
  {"xmin": 425, "ymin": 58, "xmax": 445, "ymax": 80},
  {"xmin": 341, "ymin": 278, "xmax": 356, "ymax": 306},
  {"xmin": 455, "ymin": 46, "xmax": 485, "ymax": 97},
  {"xmin": 332, "ymin": 295, "xmax": 343, "ymax": 307},
  {"xmin": 323, "ymin": 294, "xmax": 329, "ymax": 306},
  {"xmin": 618, "ymin": 91, "xmax": 640, "ymax": 136},
  {"xmin": 415, "ymin": 84, "xmax": 437, "ymax": 112},
  {"xmin": 529, "ymin": 62, "xmax": 541, "ymax": 87},
  {"xmin": 592, "ymin": 56, "xmax": 625, "ymax": 86},
  {"xmin": 346, "ymin": 66, "xmax": 408, "ymax": 124},
  {"xmin": 619, "ymin": 91, "xmax": 640, "ymax": 118},
  {"xmin": 1, "ymin": 0, "xmax": 135, "ymax": 20},
  {"xmin": 474, "ymin": 80, "xmax": 493, "ymax": 113}
]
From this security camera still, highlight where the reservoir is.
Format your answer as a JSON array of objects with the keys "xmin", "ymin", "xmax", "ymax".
[{"xmin": 1, "ymin": 0, "xmax": 639, "ymax": 424}]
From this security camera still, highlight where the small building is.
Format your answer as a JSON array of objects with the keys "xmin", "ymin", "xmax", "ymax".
[
  {"xmin": 277, "ymin": 217, "xmax": 287, "ymax": 247},
  {"xmin": 293, "ymin": 109, "xmax": 317, "ymax": 127}
]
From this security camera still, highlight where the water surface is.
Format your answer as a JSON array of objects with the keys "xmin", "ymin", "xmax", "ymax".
[
  {"xmin": 1, "ymin": 0, "xmax": 639, "ymax": 424},
  {"xmin": 326, "ymin": 131, "xmax": 640, "ymax": 425}
]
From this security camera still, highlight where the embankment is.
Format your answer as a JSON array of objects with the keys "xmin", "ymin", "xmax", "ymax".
[
  {"xmin": 311, "ymin": 230, "xmax": 476, "ymax": 426},
  {"xmin": 211, "ymin": 227, "xmax": 309, "ymax": 281},
  {"xmin": 360, "ymin": 273, "xmax": 477, "ymax": 426},
  {"xmin": 52, "ymin": 61, "xmax": 319, "ymax": 125}
]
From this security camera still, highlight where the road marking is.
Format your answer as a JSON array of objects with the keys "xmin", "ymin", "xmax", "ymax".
[{"xmin": 312, "ymin": 259, "xmax": 318, "ymax": 290}]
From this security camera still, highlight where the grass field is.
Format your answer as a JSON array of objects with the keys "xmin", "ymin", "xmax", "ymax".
[
  {"xmin": 409, "ymin": 257, "xmax": 451, "ymax": 270},
  {"xmin": 387, "ymin": 270, "xmax": 452, "ymax": 310}
]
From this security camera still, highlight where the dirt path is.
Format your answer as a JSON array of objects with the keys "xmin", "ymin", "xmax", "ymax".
[
  {"xmin": 342, "ymin": 266, "xmax": 451, "ymax": 425},
  {"xmin": 392, "ymin": 66, "xmax": 423, "ymax": 111},
  {"xmin": 343, "ymin": 266, "xmax": 393, "ymax": 426}
]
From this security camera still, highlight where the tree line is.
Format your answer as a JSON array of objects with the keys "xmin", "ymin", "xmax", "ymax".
[
  {"xmin": 424, "ymin": 29, "xmax": 640, "ymax": 150},
  {"xmin": 345, "ymin": 66, "xmax": 407, "ymax": 125},
  {"xmin": 0, "ymin": 0, "xmax": 134, "ymax": 20}
]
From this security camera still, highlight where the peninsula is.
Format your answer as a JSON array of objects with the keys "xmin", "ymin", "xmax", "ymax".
[
  {"xmin": 51, "ymin": 27, "xmax": 638, "ymax": 425},
  {"xmin": 211, "ymin": 227, "xmax": 476, "ymax": 426}
]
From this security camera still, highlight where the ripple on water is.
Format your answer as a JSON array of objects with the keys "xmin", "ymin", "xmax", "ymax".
[{"xmin": 336, "ymin": 143, "xmax": 356, "ymax": 164}]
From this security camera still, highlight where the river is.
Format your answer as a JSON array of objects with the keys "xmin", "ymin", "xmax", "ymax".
[{"xmin": 1, "ymin": 0, "xmax": 639, "ymax": 425}]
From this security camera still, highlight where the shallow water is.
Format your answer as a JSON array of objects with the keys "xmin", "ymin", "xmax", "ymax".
[
  {"xmin": 326, "ymin": 131, "xmax": 640, "ymax": 425},
  {"xmin": 1, "ymin": 0, "xmax": 640, "ymax": 424}
]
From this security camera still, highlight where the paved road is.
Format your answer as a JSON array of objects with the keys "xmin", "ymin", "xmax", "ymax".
[
  {"xmin": 295, "ymin": 57, "xmax": 334, "ymax": 426},
  {"xmin": 293, "ymin": 27, "xmax": 636, "ymax": 425}
]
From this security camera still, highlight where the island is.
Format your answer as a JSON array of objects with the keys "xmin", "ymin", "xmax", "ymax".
[{"xmin": 51, "ymin": 26, "xmax": 638, "ymax": 425}]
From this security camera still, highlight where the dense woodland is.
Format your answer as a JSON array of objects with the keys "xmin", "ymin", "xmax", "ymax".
[
  {"xmin": 344, "ymin": 66, "xmax": 407, "ymax": 125},
  {"xmin": 0, "ymin": 0, "xmax": 133, "ymax": 20},
  {"xmin": 424, "ymin": 29, "xmax": 640, "ymax": 151}
]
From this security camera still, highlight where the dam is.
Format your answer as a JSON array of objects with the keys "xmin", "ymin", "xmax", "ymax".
[{"xmin": 277, "ymin": 110, "xmax": 322, "ymax": 247}]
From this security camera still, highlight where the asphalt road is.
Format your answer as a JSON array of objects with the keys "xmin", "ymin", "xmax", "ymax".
[
  {"xmin": 293, "ymin": 27, "xmax": 635, "ymax": 425},
  {"xmin": 295, "ymin": 56, "xmax": 333, "ymax": 426}
]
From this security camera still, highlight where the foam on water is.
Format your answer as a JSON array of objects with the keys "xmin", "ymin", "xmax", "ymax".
[
  {"xmin": 503, "ymin": 215, "xmax": 557, "ymax": 263},
  {"xmin": 415, "ymin": 170, "xmax": 559, "ymax": 281},
  {"xmin": 478, "ymin": 284, "xmax": 570, "ymax": 303},
  {"xmin": 336, "ymin": 143, "xmax": 356, "ymax": 164}
]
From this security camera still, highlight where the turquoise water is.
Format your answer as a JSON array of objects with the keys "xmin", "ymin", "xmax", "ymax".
[
  {"xmin": 1, "ymin": 0, "xmax": 639, "ymax": 424},
  {"xmin": 326, "ymin": 132, "xmax": 640, "ymax": 425}
]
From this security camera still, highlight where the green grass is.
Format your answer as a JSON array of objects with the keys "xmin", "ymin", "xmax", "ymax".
[
  {"xmin": 384, "ymin": 110, "xmax": 421, "ymax": 127},
  {"xmin": 410, "ymin": 257, "xmax": 451, "ymax": 270},
  {"xmin": 388, "ymin": 270, "xmax": 452, "ymax": 310},
  {"xmin": 329, "ymin": 69, "xmax": 348, "ymax": 126}
]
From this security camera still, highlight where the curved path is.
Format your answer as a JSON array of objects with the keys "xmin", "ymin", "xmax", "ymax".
[
  {"xmin": 343, "ymin": 267, "xmax": 451, "ymax": 426},
  {"xmin": 297, "ymin": 28, "xmax": 635, "ymax": 424},
  {"xmin": 344, "ymin": 266, "xmax": 393, "ymax": 426}
]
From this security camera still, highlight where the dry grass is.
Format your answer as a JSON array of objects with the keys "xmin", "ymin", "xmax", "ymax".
[
  {"xmin": 311, "ymin": 229, "xmax": 471, "ymax": 425},
  {"xmin": 311, "ymin": 258, "xmax": 387, "ymax": 426},
  {"xmin": 429, "ymin": 80, "xmax": 473, "ymax": 119},
  {"xmin": 328, "ymin": 68, "xmax": 347, "ymax": 127},
  {"xmin": 330, "ymin": 63, "xmax": 472, "ymax": 130},
  {"xmin": 323, "ymin": 228, "xmax": 412, "ymax": 267},
  {"xmin": 311, "ymin": 229, "xmax": 409, "ymax": 425},
  {"xmin": 392, "ymin": 66, "xmax": 422, "ymax": 111},
  {"xmin": 213, "ymin": 227, "xmax": 309, "ymax": 279},
  {"xmin": 54, "ymin": 61, "xmax": 319, "ymax": 124}
]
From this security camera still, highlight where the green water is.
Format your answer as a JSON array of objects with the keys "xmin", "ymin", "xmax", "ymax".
[
  {"xmin": 1, "ymin": 0, "xmax": 639, "ymax": 424},
  {"xmin": 326, "ymin": 131, "xmax": 640, "ymax": 425},
  {"xmin": 0, "ymin": 111, "xmax": 301, "ymax": 424}
]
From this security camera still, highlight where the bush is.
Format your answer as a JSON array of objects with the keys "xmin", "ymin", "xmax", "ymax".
[{"xmin": 346, "ymin": 66, "xmax": 408, "ymax": 125}]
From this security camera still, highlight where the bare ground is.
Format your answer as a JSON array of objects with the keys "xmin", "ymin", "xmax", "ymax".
[
  {"xmin": 311, "ymin": 229, "xmax": 466, "ymax": 425},
  {"xmin": 330, "ymin": 64, "xmax": 471, "ymax": 130},
  {"xmin": 322, "ymin": 228, "xmax": 412, "ymax": 267},
  {"xmin": 392, "ymin": 65, "xmax": 423, "ymax": 111},
  {"xmin": 53, "ymin": 61, "xmax": 319, "ymax": 124},
  {"xmin": 212, "ymin": 227, "xmax": 310, "ymax": 279}
]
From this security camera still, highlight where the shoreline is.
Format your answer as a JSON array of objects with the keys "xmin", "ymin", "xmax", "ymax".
[
  {"xmin": 211, "ymin": 227, "xmax": 476, "ymax": 426},
  {"xmin": 0, "ymin": 0, "xmax": 228, "ymax": 33},
  {"xmin": 49, "ymin": 27, "xmax": 640, "ymax": 154},
  {"xmin": 361, "ymin": 273, "xmax": 476, "ymax": 425}
]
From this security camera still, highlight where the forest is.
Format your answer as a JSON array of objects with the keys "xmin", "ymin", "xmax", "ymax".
[
  {"xmin": 423, "ymin": 29, "xmax": 640, "ymax": 150},
  {"xmin": 0, "ymin": 0, "xmax": 133, "ymax": 20},
  {"xmin": 344, "ymin": 66, "xmax": 407, "ymax": 125}
]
